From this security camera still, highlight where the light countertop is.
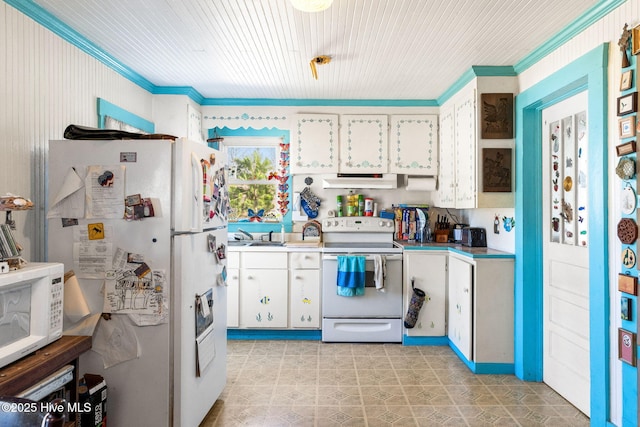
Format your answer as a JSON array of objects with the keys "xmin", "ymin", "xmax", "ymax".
[{"xmin": 396, "ymin": 241, "xmax": 515, "ymax": 259}]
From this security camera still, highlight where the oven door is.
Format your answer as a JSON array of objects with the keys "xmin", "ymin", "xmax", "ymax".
[{"xmin": 322, "ymin": 253, "xmax": 403, "ymax": 317}]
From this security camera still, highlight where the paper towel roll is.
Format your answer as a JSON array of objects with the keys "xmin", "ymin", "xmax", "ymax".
[
  {"xmin": 64, "ymin": 270, "xmax": 91, "ymax": 323},
  {"xmin": 405, "ymin": 177, "xmax": 437, "ymax": 191}
]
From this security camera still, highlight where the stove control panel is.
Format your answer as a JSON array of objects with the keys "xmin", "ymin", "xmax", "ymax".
[{"xmin": 323, "ymin": 216, "xmax": 394, "ymax": 232}]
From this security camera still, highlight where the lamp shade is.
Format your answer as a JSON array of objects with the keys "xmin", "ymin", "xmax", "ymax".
[{"xmin": 290, "ymin": 0, "xmax": 333, "ymax": 13}]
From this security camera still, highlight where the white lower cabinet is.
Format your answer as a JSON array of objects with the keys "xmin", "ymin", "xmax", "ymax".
[
  {"xmin": 447, "ymin": 256, "xmax": 474, "ymax": 360},
  {"xmin": 289, "ymin": 252, "xmax": 321, "ymax": 328},
  {"xmin": 403, "ymin": 252, "xmax": 447, "ymax": 336},
  {"xmin": 447, "ymin": 253, "xmax": 514, "ymax": 365},
  {"xmin": 239, "ymin": 268, "xmax": 288, "ymax": 328},
  {"xmin": 229, "ymin": 250, "xmax": 322, "ymax": 330},
  {"xmin": 238, "ymin": 251, "xmax": 288, "ymax": 328},
  {"xmin": 290, "ymin": 269, "xmax": 321, "ymax": 328}
]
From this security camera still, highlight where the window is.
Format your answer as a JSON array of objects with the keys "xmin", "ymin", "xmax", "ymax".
[{"xmin": 225, "ymin": 137, "xmax": 287, "ymax": 223}]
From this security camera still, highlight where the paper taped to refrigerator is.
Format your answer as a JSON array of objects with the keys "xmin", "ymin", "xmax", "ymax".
[
  {"xmin": 47, "ymin": 166, "xmax": 85, "ymax": 219},
  {"xmin": 85, "ymin": 165, "xmax": 126, "ymax": 219},
  {"xmin": 103, "ymin": 269, "xmax": 167, "ymax": 317}
]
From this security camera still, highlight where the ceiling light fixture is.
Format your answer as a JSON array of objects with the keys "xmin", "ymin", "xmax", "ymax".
[{"xmin": 290, "ymin": 0, "xmax": 334, "ymax": 13}]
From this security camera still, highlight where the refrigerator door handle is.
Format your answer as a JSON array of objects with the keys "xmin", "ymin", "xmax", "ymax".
[{"xmin": 191, "ymin": 152, "xmax": 203, "ymax": 233}]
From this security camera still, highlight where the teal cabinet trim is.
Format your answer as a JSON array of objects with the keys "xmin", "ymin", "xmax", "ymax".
[
  {"xmin": 402, "ymin": 335, "xmax": 449, "ymax": 346},
  {"xmin": 515, "ymin": 44, "xmax": 608, "ymax": 424},
  {"xmin": 97, "ymin": 98, "xmax": 155, "ymax": 133},
  {"xmin": 227, "ymin": 329, "xmax": 321, "ymax": 340}
]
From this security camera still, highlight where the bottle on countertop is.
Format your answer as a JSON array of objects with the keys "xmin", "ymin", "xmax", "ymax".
[
  {"xmin": 280, "ymin": 223, "xmax": 286, "ymax": 243},
  {"xmin": 347, "ymin": 191, "xmax": 357, "ymax": 216},
  {"xmin": 357, "ymin": 194, "xmax": 365, "ymax": 216},
  {"xmin": 336, "ymin": 195, "xmax": 343, "ymax": 217}
]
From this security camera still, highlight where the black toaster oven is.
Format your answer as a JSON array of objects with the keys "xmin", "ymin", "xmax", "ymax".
[{"xmin": 461, "ymin": 227, "xmax": 487, "ymax": 247}]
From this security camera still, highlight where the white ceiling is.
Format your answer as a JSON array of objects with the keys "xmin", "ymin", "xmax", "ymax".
[{"xmin": 32, "ymin": 0, "xmax": 601, "ymax": 100}]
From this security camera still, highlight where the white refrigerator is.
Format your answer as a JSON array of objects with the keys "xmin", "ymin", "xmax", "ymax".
[{"xmin": 46, "ymin": 138, "xmax": 228, "ymax": 427}]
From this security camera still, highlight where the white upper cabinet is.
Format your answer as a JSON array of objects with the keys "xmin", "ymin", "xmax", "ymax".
[
  {"xmin": 291, "ymin": 114, "xmax": 339, "ymax": 174},
  {"xmin": 436, "ymin": 75, "xmax": 516, "ymax": 209},
  {"xmin": 389, "ymin": 115, "xmax": 438, "ymax": 175},
  {"xmin": 339, "ymin": 115, "xmax": 388, "ymax": 173}
]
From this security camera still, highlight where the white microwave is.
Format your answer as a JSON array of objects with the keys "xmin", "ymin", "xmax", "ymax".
[{"xmin": 0, "ymin": 263, "xmax": 64, "ymax": 369}]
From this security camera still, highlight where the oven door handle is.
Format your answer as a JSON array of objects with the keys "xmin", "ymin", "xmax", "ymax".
[{"xmin": 322, "ymin": 254, "xmax": 403, "ymax": 261}]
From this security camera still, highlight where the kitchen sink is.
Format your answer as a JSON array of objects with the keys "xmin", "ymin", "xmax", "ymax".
[
  {"xmin": 247, "ymin": 241, "xmax": 285, "ymax": 247},
  {"xmin": 227, "ymin": 240, "xmax": 284, "ymax": 247},
  {"xmin": 227, "ymin": 240, "xmax": 251, "ymax": 247}
]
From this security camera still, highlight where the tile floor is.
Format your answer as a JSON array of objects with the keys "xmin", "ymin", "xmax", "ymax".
[{"xmin": 200, "ymin": 340, "xmax": 589, "ymax": 426}]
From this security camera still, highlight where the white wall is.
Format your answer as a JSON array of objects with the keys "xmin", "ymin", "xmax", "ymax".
[
  {"xmin": 1, "ymin": 3, "xmax": 155, "ymax": 261},
  {"xmin": 517, "ymin": 3, "xmax": 639, "ymax": 424}
]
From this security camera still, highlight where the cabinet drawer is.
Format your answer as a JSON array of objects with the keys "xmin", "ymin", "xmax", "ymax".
[
  {"xmin": 288, "ymin": 252, "xmax": 320, "ymax": 269},
  {"xmin": 242, "ymin": 251, "xmax": 287, "ymax": 269},
  {"xmin": 227, "ymin": 252, "xmax": 240, "ymax": 269}
]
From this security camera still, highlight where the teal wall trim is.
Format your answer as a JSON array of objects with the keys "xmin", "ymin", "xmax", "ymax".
[
  {"xmin": 153, "ymin": 86, "xmax": 205, "ymax": 105},
  {"xmin": 209, "ymin": 126, "xmax": 292, "ymax": 233},
  {"xmin": 515, "ymin": 44, "xmax": 609, "ymax": 424},
  {"xmin": 402, "ymin": 336, "xmax": 449, "ymax": 346},
  {"xmin": 514, "ymin": 0, "xmax": 626, "ymax": 73},
  {"xmin": 227, "ymin": 329, "xmax": 321, "ymax": 340},
  {"xmin": 97, "ymin": 98, "xmax": 155, "ymax": 133},
  {"xmin": 448, "ymin": 339, "xmax": 515, "ymax": 375},
  {"xmin": 201, "ymin": 98, "xmax": 438, "ymax": 107},
  {"xmin": 437, "ymin": 66, "xmax": 516, "ymax": 105}
]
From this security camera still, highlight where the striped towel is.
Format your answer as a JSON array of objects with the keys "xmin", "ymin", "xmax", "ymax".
[{"xmin": 336, "ymin": 255, "xmax": 366, "ymax": 297}]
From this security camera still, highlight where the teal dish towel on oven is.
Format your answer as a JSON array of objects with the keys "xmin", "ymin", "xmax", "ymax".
[{"xmin": 336, "ymin": 255, "xmax": 366, "ymax": 297}]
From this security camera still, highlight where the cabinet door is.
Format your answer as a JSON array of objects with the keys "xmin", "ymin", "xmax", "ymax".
[
  {"xmin": 437, "ymin": 105, "xmax": 456, "ymax": 207},
  {"xmin": 454, "ymin": 93, "xmax": 476, "ymax": 208},
  {"xmin": 389, "ymin": 115, "xmax": 438, "ymax": 174},
  {"xmin": 403, "ymin": 252, "xmax": 447, "ymax": 336},
  {"xmin": 227, "ymin": 268, "xmax": 240, "ymax": 328},
  {"xmin": 289, "ymin": 269, "xmax": 321, "ymax": 328},
  {"xmin": 239, "ymin": 269, "xmax": 288, "ymax": 328},
  {"xmin": 447, "ymin": 256, "xmax": 473, "ymax": 360},
  {"xmin": 339, "ymin": 115, "xmax": 388, "ymax": 173},
  {"xmin": 291, "ymin": 114, "xmax": 339, "ymax": 174}
]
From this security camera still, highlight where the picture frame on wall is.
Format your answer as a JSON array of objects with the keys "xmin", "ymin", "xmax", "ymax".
[
  {"xmin": 616, "ymin": 139, "xmax": 636, "ymax": 156},
  {"xmin": 618, "ymin": 116, "xmax": 636, "ymax": 138},
  {"xmin": 621, "ymin": 70, "xmax": 633, "ymax": 91},
  {"xmin": 617, "ymin": 92, "xmax": 637, "ymax": 116},
  {"xmin": 618, "ymin": 328, "xmax": 636, "ymax": 366},
  {"xmin": 633, "ymin": 24, "xmax": 640, "ymax": 55},
  {"xmin": 480, "ymin": 93, "xmax": 514, "ymax": 139},
  {"xmin": 482, "ymin": 148, "xmax": 512, "ymax": 192}
]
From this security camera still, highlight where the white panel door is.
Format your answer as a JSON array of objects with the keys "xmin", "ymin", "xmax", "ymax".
[
  {"xmin": 447, "ymin": 256, "xmax": 473, "ymax": 360},
  {"xmin": 289, "ymin": 269, "xmax": 321, "ymax": 328},
  {"xmin": 240, "ymin": 268, "xmax": 288, "ymax": 328},
  {"xmin": 542, "ymin": 91, "xmax": 590, "ymax": 416},
  {"xmin": 454, "ymin": 92, "xmax": 476, "ymax": 208},
  {"xmin": 291, "ymin": 114, "xmax": 339, "ymax": 174},
  {"xmin": 339, "ymin": 115, "xmax": 389, "ymax": 173},
  {"xmin": 389, "ymin": 115, "xmax": 438, "ymax": 174}
]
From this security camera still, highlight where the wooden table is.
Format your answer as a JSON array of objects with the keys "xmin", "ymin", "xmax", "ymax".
[{"xmin": 0, "ymin": 335, "xmax": 92, "ymax": 426}]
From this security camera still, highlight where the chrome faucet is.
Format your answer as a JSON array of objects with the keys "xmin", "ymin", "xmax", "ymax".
[{"xmin": 236, "ymin": 229, "xmax": 253, "ymax": 240}]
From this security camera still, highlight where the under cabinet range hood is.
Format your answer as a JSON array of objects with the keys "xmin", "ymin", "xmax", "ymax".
[{"xmin": 321, "ymin": 173, "xmax": 398, "ymax": 189}]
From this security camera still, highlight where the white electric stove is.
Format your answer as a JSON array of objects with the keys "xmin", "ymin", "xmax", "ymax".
[{"xmin": 321, "ymin": 216, "xmax": 404, "ymax": 343}]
